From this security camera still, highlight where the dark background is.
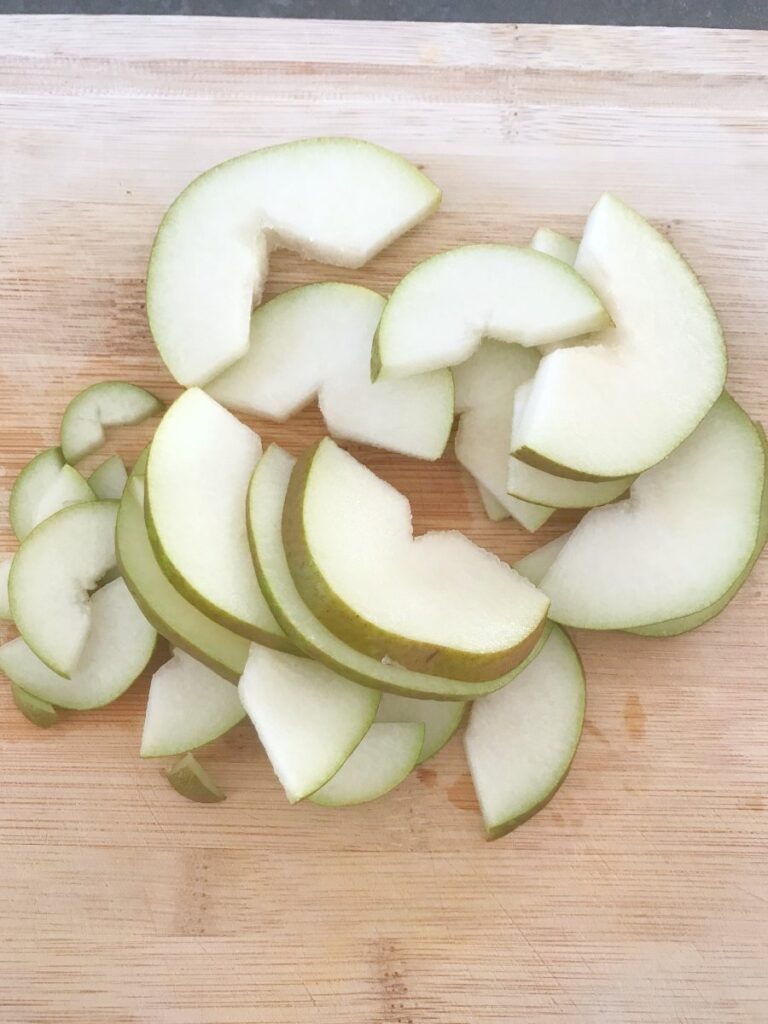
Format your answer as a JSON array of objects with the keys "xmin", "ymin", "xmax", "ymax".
[{"xmin": 0, "ymin": 0, "xmax": 766, "ymax": 28}]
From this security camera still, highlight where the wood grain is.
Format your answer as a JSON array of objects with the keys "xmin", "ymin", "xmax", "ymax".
[{"xmin": 1, "ymin": 16, "xmax": 767, "ymax": 1024}]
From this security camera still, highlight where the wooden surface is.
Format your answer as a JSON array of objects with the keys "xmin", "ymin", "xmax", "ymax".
[{"xmin": 1, "ymin": 16, "xmax": 767, "ymax": 1023}]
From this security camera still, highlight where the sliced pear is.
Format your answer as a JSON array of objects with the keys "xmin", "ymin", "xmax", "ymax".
[
  {"xmin": 89, "ymin": 454, "xmax": 128, "ymax": 500},
  {"xmin": 514, "ymin": 534, "xmax": 571, "ymax": 587},
  {"xmin": 248, "ymin": 443, "xmax": 551, "ymax": 698},
  {"xmin": 376, "ymin": 692, "xmax": 464, "ymax": 763},
  {"xmin": 33, "ymin": 465, "xmax": 95, "ymax": 525},
  {"xmin": 60, "ymin": 381, "xmax": 162, "ymax": 463},
  {"xmin": 310, "ymin": 722, "xmax": 424, "ymax": 807},
  {"xmin": 477, "ymin": 485, "xmax": 511, "ymax": 522},
  {"xmin": 0, "ymin": 558, "xmax": 12, "ymax": 621},
  {"xmin": 10, "ymin": 683, "xmax": 59, "ymax": 728},
  {"xmin": 9, "ymin": 500, "xmax": 118, "ymax": 676},
  {"xmin": 140, "ymin": 650, "xmax": 244, "ymax": 758},
  {"xmin": 0, "ymin": 578, "xmax": 156, "ymax": 709},
  {"xmin": 117, "ymin": 457, "xmax": 249, "ymax": 681},
  {"xmin": 512, "ymin": 194, "xmax": 727, "ymax": 480},
  {"xmin": 148, "ymin": 138, "xmax": 440, "ymax": 387},
  {"xmin": 207, "ymin": 283, "xmax": 453, "ymax": 460},
  {"xmin": 537, "ymin": 395, "xmax": 765, "ymax": 630},
  {"xmin": 372, "ymin": 244, "xmax": 608, "ymax": 379},
  {"xmin": 166, "ymin": 753, "xmax": 225, "ymax": 803},
  {"xmin": 9, "ymin": 447, "xmax": 65, "ymax": 540},
  {"xmin": 465, "ymin": 625, "xmax": 585, "ymax": 839},
  {"xmin": 146, "ymin": 388, "xmax": 289, "ymax": 649},
  {"xmin": 530, "ymin": 227, "xmax": 579, "ymax": 265},
  {"xmin": 238, "ymin": 644, "xmax": 380, "ymax": 804}
]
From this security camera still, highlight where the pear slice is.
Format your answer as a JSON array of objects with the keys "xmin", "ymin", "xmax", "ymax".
[
  {"xmin": 536, "ymin": 394, "xmax": 765, "ymax": 630},
  {"xmin": 372, "ymin": 244, "xmax": 608, "ymax": 379},
  {"xmin": 9, "ymin": 500, "xmax": 118, "ymax": 676},
  {"xmin": 248, "ymin": 443, "xmax": 551, "ymax": 698},
  {"xmin": 146, "ymin": 388, "xmax": 290, "ymax": 650},
  {"xmin": 512, "ymin": 194, "xmax": 727, "ymax": 480},
  {"xmin": 140, "ymin": 650, "xmax": 244, "ymax": 758},
  {"xmin": 0, "ymin": 558, "xmax": 12, "ymax": 621},
  {"xmin": 33, "ymin": 465, "xmax": 95, "ymax": 525},
  {"xmin": 238, "ymin": 644, "xmax": 380, "ymax": 804},
  {"xmin": 89, "ymin": 455, "xmax": 128, "ymax": 500},
  {"xmin": 530, "ymin": 228, "xmax": 579, "ymax": 265},
  {"xmin": 310, "ymin": 723, "xmax": 424, "ymax": 807},
  {"xmin": 117, "ymin": 455, "xmax": 249, "ymax": 681},
  {"xmin": 148, "ymin": 138, "xmax": 440, "ymax": 387},
  {"xmin": 10, "ymin": 683, "xmax": 59, "ymax": 728},
  {"xmin": 465, "ymin": 625, "xmax": 585, "ymax": 839},
  {"xmin": 9, "ymin": 447, "xmax": 65, "ymax": 540},
  {"xmin": 514, "ymin": 534, "xmax": 571, "ymax": 587},
  {"xmin": 376, "ymin": 693, "xmax": 465, "ymax": 763},
  {"xmin": 0, "ymin": 578, "xmax": 156, "ymax": 709},
  {"xmin": 166, "ymin": 753, "xmax": 225, "ymax": 803},
  {"xmin": 207, "ymin": 283, "xmax": 453, "ymax": 460},
  {"xmin": 477, "ymin": 485, "xmax": 511, "ymax": 522},
  {"xmin": 60, "ymin": 381, "xmax": 162, "ymax": 463}
]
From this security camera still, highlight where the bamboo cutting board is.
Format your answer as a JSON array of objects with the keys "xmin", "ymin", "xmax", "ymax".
[{"xmin": 1, "ymin": 16, "xmax": 767, "ymax": 1023}]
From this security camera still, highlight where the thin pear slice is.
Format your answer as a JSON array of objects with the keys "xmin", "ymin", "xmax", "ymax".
[
  {"xmin": 146, "ymin": 388, "xmax": 289, "ymax": 649},
  {"xmin": 310, "ymin": 723, "xmax": 424, "ymax": 807},
  {"xmin": 530, "ymin": 227, "xmax": 579, "ymax": 265},
  {"xmin": 117, "ymin": 457, "xmax": 249, "ymax": 682},
  {"xmin": 248, "ymin": 444, "xmax": 551, "ymax": 699},
  {"xmin": 60, "ymin": 381, "xmax": 162, "ymax": 463},
  {"xmin": 465, "ymin": 625, "xmax": 585, "ymax": 839},
  {"xmin": 238, "ymin": 644, "xmax": 380, "ymax": 804},
  {"xmin": 9, "ymin": 500, "xmax": 118, "ymax": 676},
  {"xmin": 33, "ymin": 465, "xmax": 95, "ymax": 525},
  {"xmin": 208, "ymin": 283, "xmax": 453, "ymax": 461},
  {"xmin": 512, "ymin": 194, "xmax": 727, "ymax": 480},
  {"xmin": 166, "ymin": 753, "xmax": 225, "ymax": 803},
  {"xmin": 0, "ymin": 558, "xmax": 12, "ymax": 621},
  {"xmin": 140, "ymin": 650, "xmax": 245, "ymax": 758},
  {"xmin": 11, "ymin": 684, "xmax": 59, "ymax": 729},
  {"xmin": 372, "ymin": 244, "xmax": 608, "ymax": 379},
  {"xmin": 283, "ymin": 437, "xmax": 549, "ymax": 680},
  {"xmin": 477, "ymin": 485, "xmax": 511, "ymax": 522},
  {"xmin": 537, "ymin": 395, "xmax": 765, "ymax": 630},
  {"xmin": 514, "ymin": 534, "xmax": 571, "ymax": 587},
  {"xmin": 376, "ymin": 693, "xmax": 465, "ymax": 763},
  {"xmin": 0, "ymin": 578, "xmax": 156, "ymax": 709},
  {"xmin": 9, "ymin": 447, "xmax": 65, "ymax": 540},
  {"xmin": 148, "ymin": 138, "xmax": 441, "ymax": 387},
  {"xmin": 89, "ymin": 454, "xmax": 128, "ymax": 500}
]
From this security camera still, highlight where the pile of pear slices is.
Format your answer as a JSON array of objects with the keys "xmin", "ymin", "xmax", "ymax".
[{"xmin": 1, "ymin": 138, "xmax": 765, "ymax": 840}]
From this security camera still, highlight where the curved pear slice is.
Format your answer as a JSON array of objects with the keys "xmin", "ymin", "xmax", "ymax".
[
  {"xmin": 9, "ymin": 500, "xmax": 118, "ymax": 676},
  {"xmin": 167, "ymin": 753, "xmax": 225, "ymax": 803},
  {"xmin": 477, "ymin": 485, "xmax": 511, "ymax": 522},
  {"xmin": 513, "ymin": 194, "xmax": 727, "ymax": 480},
  {"xmin": 465, "ymin": 625, "xmax": 585, "ymax": 839},
  {"xmin": 117, "ymin": 458, "xmax": 249, "ymax": 682},
  {"xmin": 530, "ymin": 228, "xmax": 579, "ymax": 265},
  {"xmin": 284, "ymin": 438, "xmax": 549, "ymax": 680},
  {"xmin": 376, "ymin": 693, "xmax": 464, "ymax": 764},
  {"xmin": 372, "ymin": 244, "xmax": 609, "ymax": 379},
  {"xmin": 248, "ymin": 444, "xmax": 551, "ymax": 700},
  {"xmin": 33, "ymin": 465, "xmax": 95, "ymax": 525},
  {"xmin": 0, "ymin": 578, "xmax": 156, "ymax": 709},
  {"xmin": 9, "ymin": 447, "xmax": 65, "ymax": 540},
  {"xmin": 207, "ymin": 283, "xmax": 453, "ymax": 460},
  {"xmin": 140, "ymin": 650, "xmax": 245, "ymax": 758},
  {"xmin": 89, "ymin": 455, "xmax": 128, "ymax": 500},
  {"xmin": 310, "ymin": 723, "xmax": 424, "ymax": 807},
  {"xmin": 148, "ymin": 138, "xmax": 441, "ymax": 387},
  {"xmin": 0, "ymin": 558, "xmax": 12, "ymax": 621},
  {"xmin": 537, "ymin": 395, "xmax": 765, "ymax": 630},
  {"xmin": 60, "ymin": 381, "xmax": 162, "ymax": 463},
  {"xmin": 146, "ymin": 389, "xmax": 289, "ymax": 650},
  {"xmin": 514, "ymin": 534, "xmax": 571, "ymax": 587},
  {"xmin": 11, "ymin": 684, "xmax": 58, "ymax": 729},
  {"xmin": 238, "ymin": 644, "xmax": 380, "ymax": 804}
]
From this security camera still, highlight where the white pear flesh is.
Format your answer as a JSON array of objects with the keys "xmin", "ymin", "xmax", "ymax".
[
  {"xmin": 147, "ymin": 138, "xmax": 441, "ymax": 387},
  {"xmin": 376, "ymin": 692, "xmax": 465, "ymax": 763},
  {"xmin": 117, "ymin": 464, "xmax": 249, "ymax": 682},
  {"xmin": 146, "ymin": 388, "xmax": 288, "ymax": 649},
  {"xmin": 373, "ymin": 244, "xmax": 609, "ymax": 378},
  {"xmin": 89, "ymin": 455, "xmax": 128, "ymax": 500},
  {"xmin": 33, "ymin": 465, "xmax": 95, "ymax": 525},
  {"xmin": 0, "ymin": 558, "xmax": 12, "ymax": 621},
  {"xmin": 9, "ymin": 500, "xmax": 118, "ymax": 676},
  {"xmin": 512, "ymin": 194, "xmax": 727, "ymax": 479},
  {"xmin": 0, "ymin": 578, "xmax": 156, "ymax": 709},
  {"xmin": 208, "ymin": 283, "xmax": 453, "ymax": 460},
  {"xmin": 537, "ymin": 394, "xmax": 765, "ymax": 629},
  {"xmin": 514, "ymin": 534, "xmax": 571, "ymax": 587},
  {"xmin": 248, "ymin": 445, "xmax": 552, "ymax": 700},
  {"xmin": 477, "ymin": 485, "xmax": 511, "ymax": 522},
  {"xmin": 238, "ymin": 644, "xmax": 380, "ymax": 804},
  {"xmin": 530, "ymin": 227, "xmax": 579, "ymax": 265},
  {"xmin": 9, "ymin": 447, "xmax": 65, "ymax": 540},
  {"xmin": 310, "ymin": 723, "xmax": 424, "ymax": 807},
  {"xmin": 140, "ymin": 650, "xmax": 245, "ymax": 758},
  {"xmin": 465, "ymin": 625, "xmax": 585, "ymax": 839},
  {"xmin": 60, "ymin": 381, "xmax": 162, "ymax": 463},
  {"xmin": 284, "ymin": 437, "xmax": 549, "ymax": 680}
]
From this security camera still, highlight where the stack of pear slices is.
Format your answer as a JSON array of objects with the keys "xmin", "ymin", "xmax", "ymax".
[{"xmin": 1, "ymin": 137, "xmax": 765, "ymax": 840}]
